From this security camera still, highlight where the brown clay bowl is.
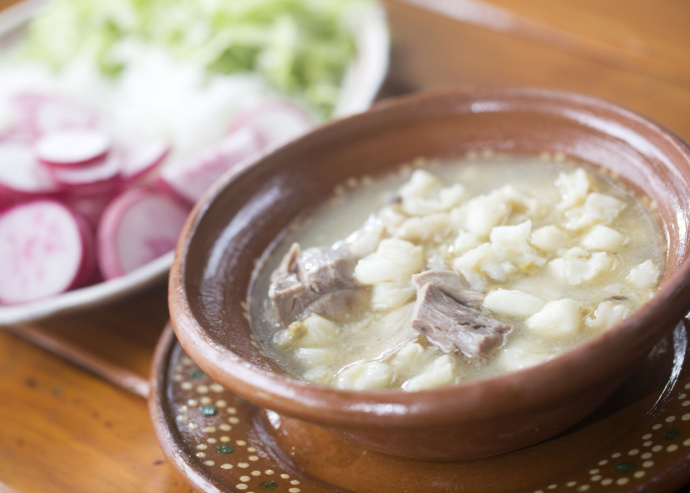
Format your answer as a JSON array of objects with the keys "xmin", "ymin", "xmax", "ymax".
[{"xmin": 168, "ymin": 87, "xmax": 690, "ymax": 461}]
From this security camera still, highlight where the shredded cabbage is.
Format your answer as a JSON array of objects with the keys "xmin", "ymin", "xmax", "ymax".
[{"xmin": 20, "ymin": 0, "xmax": 367, "ymax": 114}]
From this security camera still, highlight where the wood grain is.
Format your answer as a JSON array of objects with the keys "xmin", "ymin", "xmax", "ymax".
[
  {"xmin": 0, "ymin": 0, "xmax": 689, "ymax": 491},
  {"xmin": 0, "ymin": 287, "xmax": 192, "ymax": 493},
  {"xmin": 385, "ymin": 0, "xmax": 690, "ymax": 141}
]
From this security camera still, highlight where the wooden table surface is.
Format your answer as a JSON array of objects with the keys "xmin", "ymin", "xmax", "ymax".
[{"xmin": 1, "ymin": 1, "xmax": 689, "ymax": 492}]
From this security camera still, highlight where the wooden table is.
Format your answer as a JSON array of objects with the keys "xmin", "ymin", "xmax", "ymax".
[{"xmin": 1, "ymin": 1, "xmax": 689, "ymax": 491}]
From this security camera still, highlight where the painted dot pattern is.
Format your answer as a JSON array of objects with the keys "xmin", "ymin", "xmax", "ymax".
[
  {"xmin": 663, "ymin": 428, "xmax": 681, "ymax": 440},
  {"xmin": 529, "ymin": 409, "xmax": 690, "ymax": 491},
  {"xmin": 170, "ymin": 353, "xmax": 302, "ymax": 493},
  {"xmin": 199, "ymin": 405, "xmax": 217, "ymax": 417},
  {"xmin": 166, "ymin": 328, "xmax": 690, "ymax": 493},
  {"xmin": 217, "ymin": 444, "xmax": 235, "ymax": 454}
]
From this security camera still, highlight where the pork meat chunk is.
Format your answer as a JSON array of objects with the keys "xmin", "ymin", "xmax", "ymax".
[
  {"xmin": 412, "ymin": 270, "xmax": 483, "ymax": 309},
  {"xmin": 411, "ymin": 280, "xmax": 511, "ymax": 358},
  {"xmin": 269, "ymin": 243, "xmax": 360, "ymax": 324}
]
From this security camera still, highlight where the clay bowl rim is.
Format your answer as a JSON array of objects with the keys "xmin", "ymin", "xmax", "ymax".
[{"xmin": 169, "ymin": 86, "xmax": 690, "ymax": 429}]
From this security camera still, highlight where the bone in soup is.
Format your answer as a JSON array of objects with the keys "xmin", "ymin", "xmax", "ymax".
[{"xmin": 248, "ymin": 155, "xmax": 666, "ymax": 391}]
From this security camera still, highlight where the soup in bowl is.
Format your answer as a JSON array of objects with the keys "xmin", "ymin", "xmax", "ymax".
[
  {"xmin": 251, "ymin": 156, "xmax": 666, "ymax": 391},
  {"xmin": 168, "ymin": 87, "xmax": 690, "ymax": 460}
]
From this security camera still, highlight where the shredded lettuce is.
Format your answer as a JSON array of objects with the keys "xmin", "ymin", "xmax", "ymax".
[{"xmin": 20, "ymin": 0, "xmax": 367, "ymax": 114}]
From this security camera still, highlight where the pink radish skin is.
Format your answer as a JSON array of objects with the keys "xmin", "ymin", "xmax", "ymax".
[
  {"xmin": 121, "ymin": 140, "xmax": 170, "ymax": 185},
  {"xmin": 0, "ymin": 141, "xmax": 62, "ymax": 200},
  {"xmin": 67, "ymin": 212, "xmax": 98, "ymax": 289},
  {"xmin": 48, "ymin": 153, "xmax": 121, "ymax": 191},
  {"xmin": 0, "ymin": 200, "xmax": 96, "ymax": 304},
  {"xmin": 63, "ymin": 188, "xmax": 121, "ymax": 230},
  {"xmin": 97, "ymin": 188, "xmax": 191, "ymax": 280},
  {"xmin": 158, "ymin": 126, "xmax": 261, "ymax": 205},
  {"xmin": 226, "ymin": 100, "xmax": 313, "ymax": 149},
  {"xmin": 36, "ymin": 129, "xmax": 111, "ymax": 168},
  {"xmin": 0, "ymin": 124, "xmax": 34, "ymax": 145},
  {"xmin": 0, "ymin": 96, "xmax": 313, "ymax": 304}
]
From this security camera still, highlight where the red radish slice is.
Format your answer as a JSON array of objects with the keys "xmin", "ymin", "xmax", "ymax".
[
  {"xmin": 0, "ymin": 141, "xmax": 61, "ymax": 199},
  {"xmin": 11, "ymin": 93, "xmax": 101, "ymax": 137},
  {"xmin": 0, "ymin": 200, "xmax": 96, "ymax": 304},
  {"xmin": 67, "ymin": 212, "xmax": 97, "ymax": 289},
  {"xmin": 49, "ymin": 153, "xmax": 121, "ymax": 191},
  {"xmin": 0, "ymin": 128, "xmax": 35, "ymax": 145},
  {"xmin": 121, "ymin": 140, "xmax": 170, "ymax": 184},
  {"xmin": 63, "ymin": 188, "xmax": 120, "ymax": 230},
  {"xmin": 159, "ymin": 126, "xmax": 261, "ymax": 205},
  {"xmin": 36, "ymin": 129, "xmax": 111, "ymax": 168},
  {"xmin": 227, "ymin": 100, "xmax": 313, "ymax": 149},
  {"xmin": 97, "ymin": 188, "xmax": 191, "ymax": 280}
]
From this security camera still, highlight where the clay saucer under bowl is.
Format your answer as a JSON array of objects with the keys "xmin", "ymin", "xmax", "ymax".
[
  {"xmin": 149, "ymin": 321, "xmax": 690, "ymax": 493},
  {"xmin": 168, "ymin": 87, "xmax": 690, "ymax": 461}
]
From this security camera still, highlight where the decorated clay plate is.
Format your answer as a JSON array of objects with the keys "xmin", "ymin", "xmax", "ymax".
[
  {"xmin": 150, "ymin": 321, "xmax": 690, "ymax": 493},
  {"xmin": 0, "ymin": 0, "xmax": 389, "ymax": 326}
]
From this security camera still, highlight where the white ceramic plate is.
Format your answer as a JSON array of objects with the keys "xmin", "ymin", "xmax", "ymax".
[{"xmin": 0, "ymin": 0, "xmax": 389, "ymax": 326}]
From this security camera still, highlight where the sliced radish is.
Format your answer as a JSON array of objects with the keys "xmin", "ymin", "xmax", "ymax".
[
  {"xmin": 0, "ymin": 141, "xmax": 61, "ymax": 200},
  {"xmin": 121, "ymin": 139, "xmax": 170, "ymax": 184},
  {"xmin": 227, "ymin": 100, "xmax": 313, "ymax": 149},
  {"xmin": 36, "ymin": 129, "xmax": 111, "ymax": 168},
  {"xmin": 11, "ymin": 93, "xmax": 101, "ymax": 137},
  {"xmin": 49, "ymin": 153, "xmax": 122, "ymax": 191},
  {"xmin": 63, "ymin": 188, "xmax": 120, "ymax": 230},
  {"xmin": 0, "ymin": 128, "xmax": 35, "ymax": 145},
  {"xmin": 0, "ymin": 200, "xmax": 96, "ymax": 304},
  {"xmin": 159, "ymin": 126, "xmax": 261, "ymax": 205},
  {"xmin": 69, "ymin": 212, "xmax": 98, "ymax": 289},
  {"xmin": 97, "ymin": 188, "xmax": 191, "ymax": 279}
]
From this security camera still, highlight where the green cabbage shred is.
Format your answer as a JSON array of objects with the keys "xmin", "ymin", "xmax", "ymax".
[{"xmin": 21, "ymin": 0, "xmax": 368, "ymax": 114}]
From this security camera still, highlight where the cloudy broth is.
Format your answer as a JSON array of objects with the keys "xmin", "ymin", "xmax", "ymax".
[{"xmin": 248, "ymin": 155, "xmax": 666, "ymax": 391}]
